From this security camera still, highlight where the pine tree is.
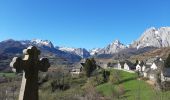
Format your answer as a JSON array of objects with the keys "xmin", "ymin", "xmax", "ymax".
[
  {"xmin": 83, "ymin": 58, "xmax": 97, "ymax": 77},
  {"xmin": 134, "ymin": 60, "xmax": 139, "ymax": 66}
]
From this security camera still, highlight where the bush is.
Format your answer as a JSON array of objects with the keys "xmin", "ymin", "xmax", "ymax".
[
  {"xmin": 102, "ymin": 70, "xmax": 110, "ymax": 82},
  {"xmin": 83, "ymin": 82, "xmax": 105, "ymax": 100},
  {"xmin": 109, "ymin": 70, "xmax": 121, "ymax": 84},
  {"xmin": 51, "ymin": 80, "xmax": 70, "ymax": 92},
  {"xmin": 88, "ymin": 75, "xmax": 104, "ymax": 86}
]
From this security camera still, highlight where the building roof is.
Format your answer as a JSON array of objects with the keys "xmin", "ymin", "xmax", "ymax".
[
  {"xmin": 154, "ymin": 61, "xmax": 164, "ymax": 71},
  {"xmin": 163, "ymin": 68, "xmax": 170, "ymax": 77},
  {"xmin": 144, "ymin": 68, "xmax": 150, "ymax": 73},
  {"xmin": 124, "ymin": 60, "xmax": 135, "ymax": 69},
  {"xmin": 139, "ymin": 61, "xmax": 144, "ymax": 66},
  {"xmin": 118, "ymin": 61, "xmax": 125, "ymax": 67},
  {"xmin": 143, "ymin": 64, "xmax": 150, "ymax": 68},
  {"xmin": 149, "ymin": 69, "xmax": 157, "ymax": 75},
  {"xmin": 145, "ymin": 57, "xmax": 161, "ymax": 65}
]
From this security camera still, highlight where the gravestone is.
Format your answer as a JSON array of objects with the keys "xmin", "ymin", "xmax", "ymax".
[{"xmin": 10, "ymin": 46, "xmax": 50, "ymax": 100}]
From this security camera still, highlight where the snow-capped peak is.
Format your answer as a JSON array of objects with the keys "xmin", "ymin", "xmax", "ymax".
[
  {"xmin": 89, "ymin": 48, "xmax": 101, "ymax": 55},
  {"xmin": 58, "ymin": 47, "xmax": 76, "ymax": 52},
  {"xmin": 31, "ymin": 39, "xmax": 54, "ymax": 48},
  {"xmin": 57, "ymin": 46, "xmax": 90, "ymax": 58},
  {"xmin": 112, "ymin": 40, "xmax": 121, "ymax": 45}
]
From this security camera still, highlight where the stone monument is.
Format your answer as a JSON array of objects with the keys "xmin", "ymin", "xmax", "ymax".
[{"xmin": 10, "ymin": 46, "xmax": 50, "ymax": 100}]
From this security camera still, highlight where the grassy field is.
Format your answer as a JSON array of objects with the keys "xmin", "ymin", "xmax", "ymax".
[
  {"xmin": 96, "ymin": 69, "xmax": 170, "ymax": 100},
  {"xmin": 1, "ymin": 69, "xmax": 170, "ymax": 100},
  {"xmin": 0, "ymin": 72, "xmax": 16, "ymax": 77}
]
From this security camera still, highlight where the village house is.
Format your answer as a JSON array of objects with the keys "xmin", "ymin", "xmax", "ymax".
[
  {"xmin": 117, "ymin": 61, "xmax": 124, "ymax": 69},
  {"xmin": 71, "ymin": 67, "xmax": 82, "ymax": 74},
  {"xmin": 70, "ymin": 62, "xmax": 84, "ymax": 76},
  {"xmin": 160, "ymin": 68, "xmax": 170, "ymax": 90},
  {"xmin": 136, "ymin": 64, "xmax": 142, "ymax": 71},
  {"xmin": 107, "ymin": 62, "xmax": 117, "ymax": 69},
  {"xmin": 142, "ymin": 57, "xmax": 164, "ymax": 79},
  {"xmin": 145, "ymin": 57, "xmax": 159, "ymax": 66},
  {"xmin": 136, "ymin": 61, "xmax": 144, "ymax": 72},
  {"xmin": 96, "ymin": 62, "xmax": 108, "ymax": 69},
  {"xmin": 144, "ymin": 61, "xmax": 164, "ymax": 82},
  {"xmin": 124, "ymin": 60, "xmax": 135, "ymax": 71},
  {"xmin": 116, "ymin": 60, "xmax": 135, "ymax": 71},
  {"xmin": 142, "ymin": 64, "xmax": 150, "ymax": 72},
  {"xmin": 161, "ymin": 68, "xmax": 170, "ymax": 82},
  {"xmin": 143, "ymin": 68, "xmax": 150, "ymax": 78},
  {"xmin": 142, "ymin": 59, "xmax": 155, "ymax": 77},
  {"xmin": 151, "ymin": 62, "xmax": 158, "ymax": 70}
]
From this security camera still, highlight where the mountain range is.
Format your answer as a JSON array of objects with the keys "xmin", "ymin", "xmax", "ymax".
[
  {"xmin": 93, "ymin": 26, "xmax": 170, "ymax": 55},
  {"xmin": 0, "ymin": 26, "xmax": 170, "ymax": 71}
]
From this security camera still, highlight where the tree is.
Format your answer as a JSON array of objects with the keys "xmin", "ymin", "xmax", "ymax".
[
  {"xmin": 165, "ymin": 54, "xmax": 170, "ymax": 68},
  {"xmin": 107, "ymin": 62, "xmax": 112, "ymax": 67},
  {"xmin": 82, "ymin": 58, "xmax": 97, "ymax": 77},
  {"xmin": 134, "ymin": 60, "xmax": 139, "ymax": 66},
  {"xmin": 102, "ymin": 70, "xmax": 110, "ymax": 82}
]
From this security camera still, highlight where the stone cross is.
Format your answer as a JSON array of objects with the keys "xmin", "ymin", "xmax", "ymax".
[{"xmin": 10, "ymin": 46, "xmax": 50, "ymax": 100}]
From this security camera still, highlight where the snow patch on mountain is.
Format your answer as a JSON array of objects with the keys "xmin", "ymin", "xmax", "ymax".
[
  {"xmin": 59, "ymin": 47, "xmax": 76, "ymax": 52},
  {"xmin": 31, "ymin": 39, "xmax": 54, "ymax": 48},
  {"xmin": 89, "ymin": 48, "xmax": 101, "ymax": 55},
  {"xmin": 57, "ymin": 47, "xmax": 90, "ymax": 58}
]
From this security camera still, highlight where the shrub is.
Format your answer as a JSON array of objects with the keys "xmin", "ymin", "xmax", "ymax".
[
  {"xmin": 83, "ymin": 82, "xmax": 104, "ymax": 100},
  {"xmin": 109, "ymin": 70, "xmax": 121, "ymax": 84},
  {"xmin": 51, "ymin": 80, "xmax": 70, "ymax": 92},
  {"xmin": 102, "ymin": 70, "xmax": 110, "ymax": 82}
]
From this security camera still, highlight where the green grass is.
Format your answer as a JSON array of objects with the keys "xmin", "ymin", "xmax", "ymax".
[
  {"xmin": 0, "ymin": 72, "xmax": 16, "ymax": 77},
  {"xmin": 96, "ymin": 69, "xmax": 170, "ymax": 100},
  {"xmin": 96, "ymin": 83, "xmax": 114, "ymax": 96},
  {"xmin": 96, "ymin": 69, "xmax": 137, "ymax": 98},
  {"xmin": 39, "ymin": 74, "xmax": 87, "ymax": 100}
]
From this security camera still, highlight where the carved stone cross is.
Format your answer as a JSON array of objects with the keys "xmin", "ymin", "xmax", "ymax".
[{"xmin": 10, "ymin": 46, "xmax": 50, "ymax": 100}]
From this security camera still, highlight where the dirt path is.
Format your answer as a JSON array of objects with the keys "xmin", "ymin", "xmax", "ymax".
[{"xmin": 146, "ymin": 80, "xmax": 155, "ymax": 86}]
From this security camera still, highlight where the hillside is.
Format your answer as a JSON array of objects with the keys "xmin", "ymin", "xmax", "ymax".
[
  {"xmin": 0, "ymin": 39, "xmax": 81, "ymax": 72},
  {"xmin": 97, "ymin": 69, "xmax": 170, "ymax": 100},
  {"xmin": 129, "ymin": 47, "xmax": 170, "ymax": 62}
]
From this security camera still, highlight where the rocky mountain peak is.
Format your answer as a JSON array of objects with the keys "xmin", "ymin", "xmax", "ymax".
[
  {"xmin": 111, "ymin": 39, "xmax": 121, "ymax": 45},
  {"xmin": 97, "ymin": 40, "xmax": 127, "ymax": 54},
  {"xmin": 31, "ymin": 39, "xmax": 54, "ymax": 48},
  {"xmin": 132, "ymin": 27, "xmax": 170, "ymax": 49},
  {"xmin": 89, "ymin": 48, "xmax": 101, "ymax": 55},
  {"xmin": 57, "ymin": 47, "xmax": 90, "ymax": 58}
]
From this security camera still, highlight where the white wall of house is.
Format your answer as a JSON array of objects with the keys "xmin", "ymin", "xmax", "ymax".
[
  {"xmin": 103, "ymin": 64, "xmax": 108, "ymax": 69},
  {"xmin": 118, "ymin": 63, "xmax": 122, "ymax": 69},
  {"xmin": 124, "ymin": 63, "xmax": 130, "ymax": 70},
  {"xmin": 142, "ymin": 65, "xmax": 146, "ymax": 72},
  {"xmin": 151, "ymin": 63, "xmax": 157, "ymax": 70},
  {"xmin": 143, "ymin": 72, "xmax": 148, "ymax": 78},
  {"xmin": 136, "ymin": 64, "xmax": 141, "ymax": 71},
  {"xmin": 71, "ymin": 71, "xmax": 80, "ymax": 75}
]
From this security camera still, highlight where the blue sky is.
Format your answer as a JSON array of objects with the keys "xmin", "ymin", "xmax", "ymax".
[{"xmin": 0, "ymin": 0, "xmax": 170, "ymax": 50}]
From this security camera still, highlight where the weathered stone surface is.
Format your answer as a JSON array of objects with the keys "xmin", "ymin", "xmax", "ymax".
[{"xmin": 10, "ymin": 46, "xmax": 50, "ymax": 100}]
